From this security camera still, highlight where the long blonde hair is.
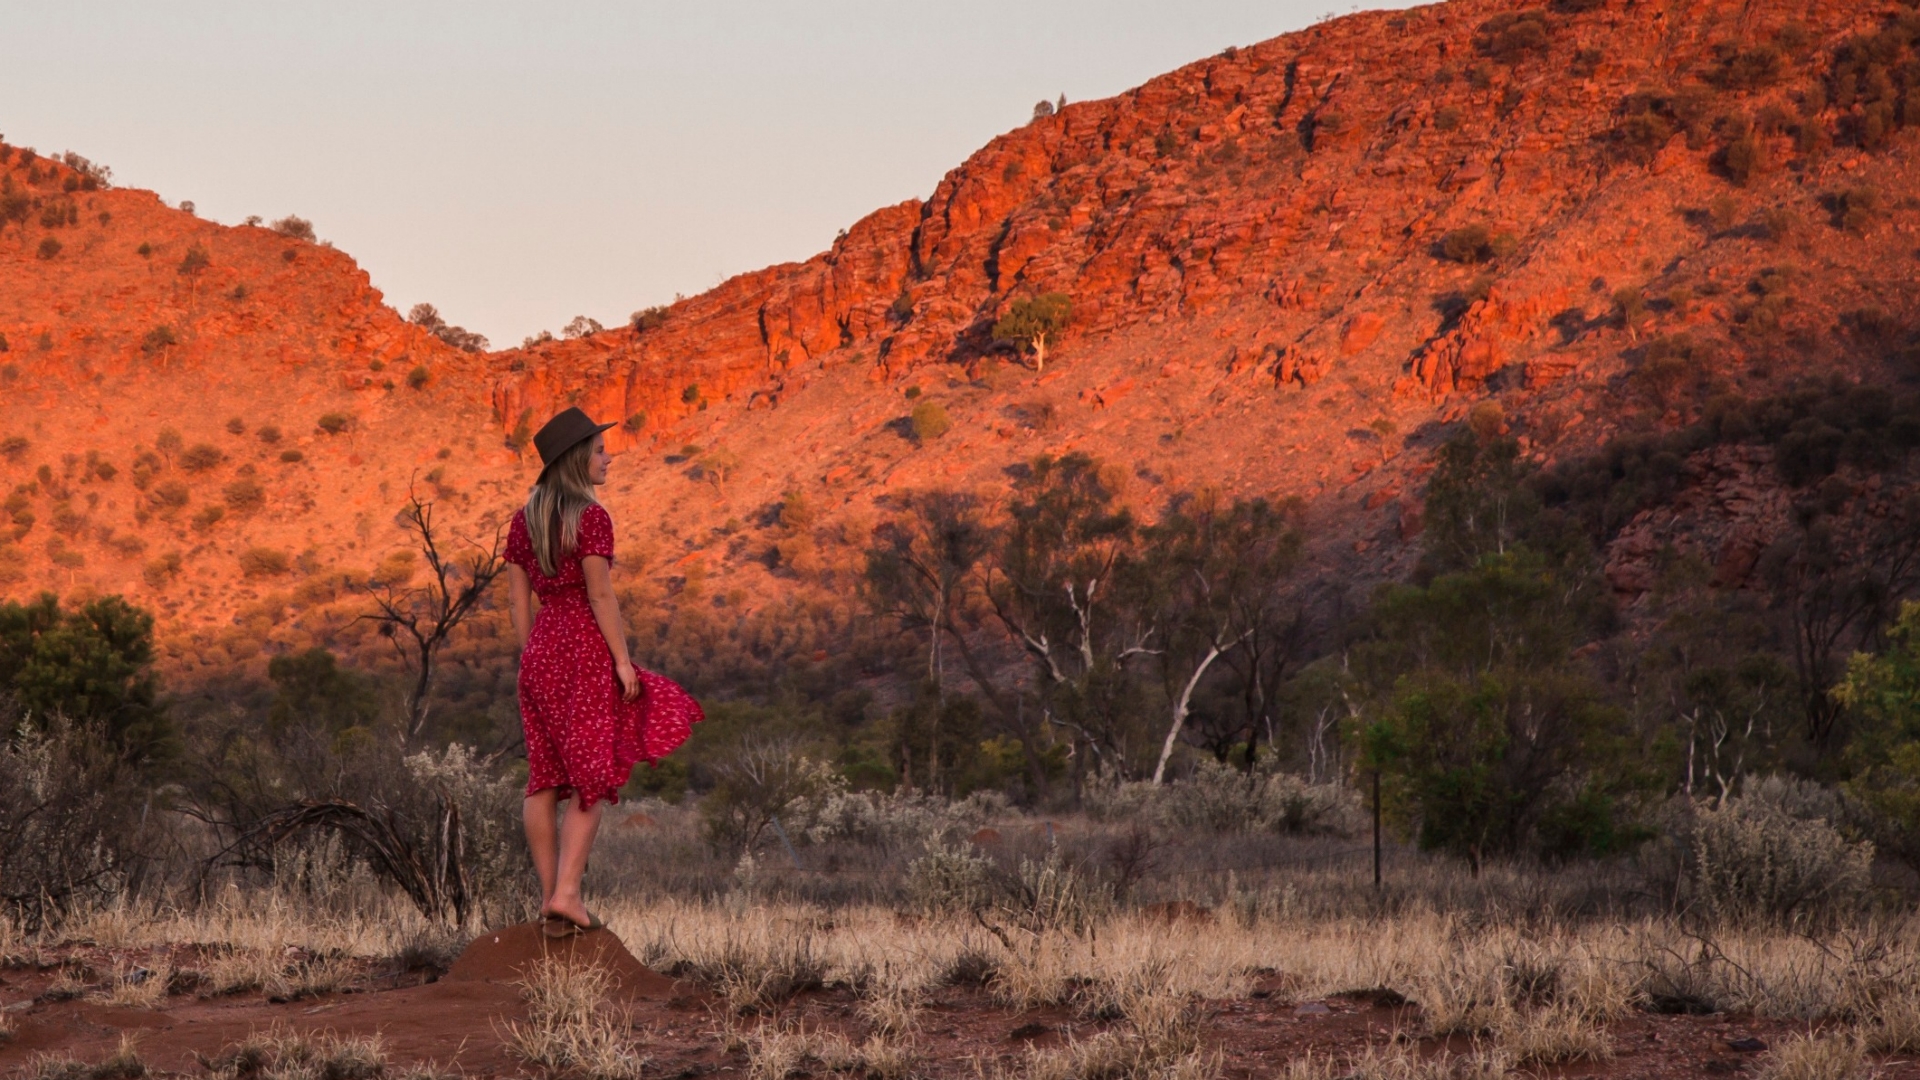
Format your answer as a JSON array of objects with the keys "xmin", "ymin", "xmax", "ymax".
[{"xmin": 525, "ymin": 437, "xmax": 599, "ymax": 577}]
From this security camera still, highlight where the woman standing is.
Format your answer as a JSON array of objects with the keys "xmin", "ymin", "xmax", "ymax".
[{"xmin": 505, "ymin": 406, "xmax": 702, "ymax": 936}]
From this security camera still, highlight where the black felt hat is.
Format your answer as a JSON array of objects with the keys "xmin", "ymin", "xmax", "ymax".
[{"xmin": 533, "ymin": 407, "xmax": 614, "ymax": 475}]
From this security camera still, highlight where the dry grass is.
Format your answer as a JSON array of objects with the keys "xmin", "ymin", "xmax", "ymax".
[
  {"xmin": 1276, "ymin": 1044, "xmax": 1510, "ymax": 1080},
  {"xmin": 202, "ymin": 1027, "xmax": 388, "ymax": 1080},
  {"xmin": 87, "ymin": 955, "xmax": 174, "ymax": 1009},
  {"xmin": 859, "ymin": 982, "xmax": 922, "ymax": 1038},
  {"xmin": 38, "ymin": 888, "xmax": 1920, "ymax": 1031},
  {"xmin": 742, "ymin": 1023, "xmax": 916, "ymax": 1080},
  {"xmin": 17, "ymin": 857, "xmax": 1920, "ymax": 1080},
  {"xmin": 1754, "ymin": 1030, "xmax": 1873, "ymax": 1080},
  {"xmin": 1494, "ymin": 1003, "xmax": 1612, "ymax": 1065},
  {"xmin": 1860, "ymin": 991, "xmax": 1920, "ymax": 1054},
  {"xmin": 502, "ymin": 957, "xmax": 649, "ymax": 1080},
  {"xmin": 993, "ymin": 982, "xmax": 1216, "ymax": 1080},
  {"xmin": 23, "ymin": 1033, "xmax": 149, "ymax": 1080}
]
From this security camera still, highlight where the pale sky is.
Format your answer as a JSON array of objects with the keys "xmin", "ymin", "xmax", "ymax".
[{"xmin": 3, "ymin": 1, "xmax": 1408, "ymax": 347}]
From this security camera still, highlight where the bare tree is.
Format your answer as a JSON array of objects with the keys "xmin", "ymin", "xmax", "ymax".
[{"xmin": 361, "ymin": 488, "xmax": 505, "ymax": 742}]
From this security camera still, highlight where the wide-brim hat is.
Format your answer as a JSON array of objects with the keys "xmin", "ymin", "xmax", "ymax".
[{"xmin": 533, "ymin": 406, "xmax": 614, "ymax": 477}]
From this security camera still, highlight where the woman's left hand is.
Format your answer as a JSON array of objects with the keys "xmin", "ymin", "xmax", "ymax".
[{"xmin": 615, "ymin": 658, "xmax": 641, "ymax": 701}]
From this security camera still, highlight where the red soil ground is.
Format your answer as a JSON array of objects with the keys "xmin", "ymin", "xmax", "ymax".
[{"xmin": 3, "ymin": 927, "xmax": 1915, "ymax": 1079}]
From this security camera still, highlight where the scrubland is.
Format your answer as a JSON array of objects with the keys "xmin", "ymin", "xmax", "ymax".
[{"xmin": 6, "ymin": 778, "xmax": 1920, "ymax": 1080}]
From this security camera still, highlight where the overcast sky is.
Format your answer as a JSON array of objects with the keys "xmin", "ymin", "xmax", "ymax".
[{"xmin": 3, "ymin": 1, "xmax": 1407, "ymax": 346}]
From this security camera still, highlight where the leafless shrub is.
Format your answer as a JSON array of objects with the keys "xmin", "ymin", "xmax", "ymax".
[{"xmin": 0, "ymin": 717, "xmax": 149, "ymax": 930}]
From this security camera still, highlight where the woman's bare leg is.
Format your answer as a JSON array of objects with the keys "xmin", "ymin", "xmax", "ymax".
[
  {"xmin": 545, "ymin": 799, "xmax": 607, "ymax": 927},
  {"xmin": 523, "ymin": 790, "xmax": 560, "ymax": 916}
]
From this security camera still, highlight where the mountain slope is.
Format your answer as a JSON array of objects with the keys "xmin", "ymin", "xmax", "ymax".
[{"xmin": 3, "ymin": 0, "xmax": 1919, "ymax": 680}]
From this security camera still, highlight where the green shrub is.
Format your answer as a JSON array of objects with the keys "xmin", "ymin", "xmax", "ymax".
[
  {"xmin": 1719, "ymin": 130, "xmax": 1762, "ymax": 186},
  {"xmin": 906, "ymin": 842, "xmax": 996, "ymax": 915},
  {"xmin": 136, "ymin": 242, "xmax": 151, "ymax": 257},
  {"xmin": 223, "ymin": 476, "xmax": 265, "ymax": 512},
  {"xmin": 991, "ymin": 292, "xmax": 1072, "ymax": 369},
  {"xmin": 225, "ymin": 417, "xmax": 245, "ymax": 435},
  {"xmin": 191, "ymin": 504, "xmax": 225, "ymax": 531},
  {"xmin": 1839, "ymin": 601, "xmax": 1920, "ymax": 866},
  {"xmin": 176, "ymin": 245, "xmax": 209, "ymax": 276},
  {"xmin": 0, "ymin": 594, "xmax": 168, "ymax": 758},
  {"xmin": 1435, "ymin": 224, "xmax": 1514, "ymax": 264},
  {"xmin": 179, "ymin": 443, "xmax": 224, "ymax": 472},
  {"xmin": 622, "ymin": 411, "xmax": 647, "ymax": 433},
  {"xmin": 238, "ymin": 547, "xmax": 291, "ymax": 577},
  {"xmin": 36, "ymin": 237, "xmax": 60, "ymax": 260},
  {"xmin": 1474, "ymin": 11, "xmax": 1551, "ymax": 64},
  {"xmin": 140, "ymin": 326, "xmax": 178, "ymax": 355},
  {"xmin": 271, "ymin": 215, "xmax": 316, "ymax": 241},
  {"xmin": 142, "ymin": 551, "xmax": 182, "ymax": 588},
  {"xmin": 1612, "ymin": 87, "xmax": 1714, "ymax": 162},
  {"xmin": 909, "ymin": 401, "xmax": 952, "ymax": 442},
  {"xmin": 681, "ymin": 384, "xmax": 701, "ymax": 405},
  {"xmin": 1612, "ymin": 285, "xmax": 1648, "ymax": 327},
  {"xmin": 1433, "ymin": 106, "xmax": 1462, "ymax": 131},
  {"xmin": 1, "ymin": 436, "xmax": 28, "ymax": 460},
  {"xmin": 316, "ymin": 412, "xmax": 353, "ymax": 435},
  {"xmin": 629, "ymin": 305, "xmax": 669, "ymax": 332},
  {"xmin": 150, "ymin": 480, "xmax": 190, "ymax": 510},
  {"xmin": 279, "ymin": 448, "xmax": 305, "ymax": 463},
  {"xmin": 561, "ymin": 315, "xmax": 603, "ymax": 339},
  {"xmin": 1827, "ymin": 186, "xmax": 1880, "ymax": 232},
  {"xmin": 256, "ymin": 424, "xmax": 281, "ymax": 444},
  {"xmin": 1687, "ymin": 776, "xmax": 1870, "ymax": 924},
  {"xmin": 1709, "ymin": 44, "xmax": 1783, "ymax": 91},
  {"xmin": 406, "ymin": 364, "xmax": 430, "ymax": 390}
]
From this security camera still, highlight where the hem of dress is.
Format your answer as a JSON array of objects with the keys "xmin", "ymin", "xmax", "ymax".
[{"xmin": 523, "ymin": 781, "xmax": 625, "ymax": 809}]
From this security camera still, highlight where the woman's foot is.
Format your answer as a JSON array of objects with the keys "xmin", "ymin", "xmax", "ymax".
[{"xmin": 546, "ymin": 898, "xmax": 602, "ymax": 932}]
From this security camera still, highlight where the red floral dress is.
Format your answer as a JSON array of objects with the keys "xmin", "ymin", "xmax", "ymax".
[{"xmin": 506, "ymin": 503, "xmax": 701, "ymax": 807}]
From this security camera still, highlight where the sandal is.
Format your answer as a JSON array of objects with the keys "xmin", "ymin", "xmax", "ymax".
[{"xmin": 541, "ymin": 910, "xmax": 604, "ymax": 938}]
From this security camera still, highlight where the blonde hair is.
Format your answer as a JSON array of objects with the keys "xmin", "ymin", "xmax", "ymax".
[{"xmin": 525, "ymin": 437, "xmax": 599, "ymax": 577}]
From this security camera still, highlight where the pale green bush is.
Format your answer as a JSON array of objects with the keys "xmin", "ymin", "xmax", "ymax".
[
  {"xmin": 1085, "ymin": 758, "xmax": 1362, "ymax": 836},
  {"xmin": 1690, "ymin": 776, "xmax": 1871, "ymax": 924}
]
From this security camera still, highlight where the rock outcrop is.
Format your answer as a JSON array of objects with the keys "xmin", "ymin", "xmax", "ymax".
[{"xmin": 2, "ymin": 0, "xmax": 1919, "ymax": 678}]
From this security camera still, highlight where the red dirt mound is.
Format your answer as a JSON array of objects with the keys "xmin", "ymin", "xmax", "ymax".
[{"xmin": 447, "ymin": 921, "xmax": 676, "ymax": 1000}]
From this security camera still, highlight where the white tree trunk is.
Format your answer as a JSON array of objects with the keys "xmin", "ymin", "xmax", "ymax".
[{"xmin": 1152, "ymin": 643, "xmax": 1226, "ymax": 784}]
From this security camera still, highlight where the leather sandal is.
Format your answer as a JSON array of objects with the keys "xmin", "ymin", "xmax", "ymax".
[{"xmin": 541, "ymin": 910, "xmax": 604, "ymax": 938}]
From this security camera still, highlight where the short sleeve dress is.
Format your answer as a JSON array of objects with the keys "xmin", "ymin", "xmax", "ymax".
[{"xmin": 505, "ymin": 502, "xmax": 702, "ymax": 807}]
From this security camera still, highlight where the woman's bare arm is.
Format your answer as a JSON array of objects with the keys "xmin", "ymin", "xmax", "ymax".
[
  {"xmin": 582, "ymin": 555, "xmax": 639, "ymax": 700},
  {"xmin": 507, "ymin": 563, "xmax": 534, "ymax": 652}
]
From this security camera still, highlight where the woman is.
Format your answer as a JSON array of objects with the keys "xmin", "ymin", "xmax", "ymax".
[{"xmin": 505, "ymin": 406, "xmax": 702, "ymax": 937}]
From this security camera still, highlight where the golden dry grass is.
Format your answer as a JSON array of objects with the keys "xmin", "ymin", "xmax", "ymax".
[
  {"xmin": 502, "ymin": 957, "xmax": 650, "ymax": 1080},
  {"xmin": 45, "ymin": 888, "xmax": 1920, "ymax": 1029},
  {"xmin": 86, "ymin": 955, "xmax": 173, "ymax": 1009},
  {"xmin": 201, "ymin": 1026, "xmax": 389, "ymax": 1080},
  {"xmin": 26, "ymin": 880, "xmax": 1920, "ymax": 1080},
  {"xmin": 1754, "ymin": 1030, "xmax": 1872, "ymax": 1080}
]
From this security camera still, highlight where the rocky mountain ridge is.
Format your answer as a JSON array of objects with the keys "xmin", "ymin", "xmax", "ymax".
[{"xmin": 3, "ymin": 0, "xmax": 1918, "ymax": 681}]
